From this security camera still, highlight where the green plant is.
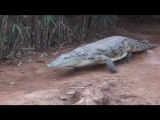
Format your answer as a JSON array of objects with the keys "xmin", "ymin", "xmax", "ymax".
[{"xmin": 0, "ymin": 15, "xmax": 118, "ymax": 60}]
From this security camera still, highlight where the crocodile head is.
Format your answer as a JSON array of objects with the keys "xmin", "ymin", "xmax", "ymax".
[{"xmin": 47, "ymin": 53, "xmax": 85, "ymax": 68}]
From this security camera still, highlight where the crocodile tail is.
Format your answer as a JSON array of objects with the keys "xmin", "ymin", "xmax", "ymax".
[
  {"xmin": 131, "ymin": 41, "xmax": 160, "ymax": 52},
  {"xmin": 151, "ymin": 44, "xmax": 160, "ymax": 49}
]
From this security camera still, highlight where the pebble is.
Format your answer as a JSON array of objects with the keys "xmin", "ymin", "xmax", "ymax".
[
  {"xmin": 59, "ymin": 95, "xmax": 66, "ymax": 100},
  {"xmin": 82, "ymin": 82, "xmax": 89, "ymax": 84},
  {"xmin": 82, "ymin": 82, "xmax": 92, "ymax": 87},
  {"xmin": 66, "ymin": 91, "xmax": 76, "ymax": 95},
  {"xmin": 103, "ymin": 78, "xmax": 109, "ymax": 80},
  {"xmin": 84, "ymin": 83, "xmax": 92, "ymax": 87},
  {"xmin": 70, "ymin": 86, "xmax": 85, "ymax": 89},
  {"xmin": 10, "ymin": 82, "xmax": 15, "ymax": 85}
]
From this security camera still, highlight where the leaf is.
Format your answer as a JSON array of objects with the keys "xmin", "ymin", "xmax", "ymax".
[
  {"xmin": 43, "ymin": 15, "xmax": 57, "ymax": 28},
  {"xmin": 12, "ymin": 24, "xmax": 23, "ymax": 38}
]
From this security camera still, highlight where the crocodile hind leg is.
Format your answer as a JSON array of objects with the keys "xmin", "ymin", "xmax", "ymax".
[
  {"xmin": 120, "ymin": 51, "xmax": 132, "ymax": 64},
  {"xmin": 106, "ymin": 58, "xmax": 117, "ymax": 73},
  {"xmin": 94, "ymin": 55, "xmax": 117, "ymax": 73}
]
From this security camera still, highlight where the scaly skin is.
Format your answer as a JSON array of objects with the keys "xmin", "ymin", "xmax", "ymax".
[{"xmin": 47, "ymin": 36, "xmax": 160, "ymax": 73}]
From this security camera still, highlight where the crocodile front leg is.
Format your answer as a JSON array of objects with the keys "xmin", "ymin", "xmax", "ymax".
[
  {"xmin": 93, "ymin": 55, "xmax": 117, "ymax": 73},
  {"xmin": 106, "ymin": 58, "xmax": 117, "ymax": 73}
]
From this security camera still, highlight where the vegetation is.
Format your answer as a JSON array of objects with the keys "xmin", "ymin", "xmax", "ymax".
[
  {"xmin": 123, "ymin": 15, "xmax": 160, "ymax": 23},
  {"xmin": 0, "ymin": 15, "xmax": 118, "ymax": 60}
]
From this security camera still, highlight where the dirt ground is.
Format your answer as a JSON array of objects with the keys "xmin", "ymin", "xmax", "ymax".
[{"xmin": 1, "ymin": 23, "xmax": 160, "ymax": 105}]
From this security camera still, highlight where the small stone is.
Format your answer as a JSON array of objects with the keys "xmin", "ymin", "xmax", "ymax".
[
  {"xmin": 59, "ymin": 95, "xmax": 66, "ymax": 100},
  {"xmin": 82, "ymin": 82, "xmax": 89, "ymax": 84},
  {"xmin": 103, "ymin": 78, "xmax": 109, "ymax": 80},
  {"xmin": 82, "ymin": 82, "xmax": 92, "ymax": 86},
  {"xmin": 66, "ymin": 91, "xmax": 76, "ymax": 95},
  {"xmin": 10, "ymin": 82, "xmax": 15, "ymax": 85},
  {"xmin": 77, "ymin": 87, "xmax": 85, "ymax": 89},
  {"xmin": 84, "ymin": 83, "xmax": 92, "ymax": 87},
  {"xmin": 69, "ymin": 87, "xmax": 77, "ymax": 89},
  {"xmin": 70, "ymin": 86, "xmax": 85, "ymax": 89}
]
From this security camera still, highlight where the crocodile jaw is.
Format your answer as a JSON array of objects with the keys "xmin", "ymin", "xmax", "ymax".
[{"xmin": 47, "ymin": 53, "xmax": 84, "ymax": 68}]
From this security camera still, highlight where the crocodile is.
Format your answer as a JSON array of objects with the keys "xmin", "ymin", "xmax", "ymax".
[{"xmin": 47, "ymin": 36, "xmax": 160, "ymax": 73}]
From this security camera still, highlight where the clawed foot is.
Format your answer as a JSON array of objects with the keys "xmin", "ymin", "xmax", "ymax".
[{"xmin": 107, "ymin": 64, "xmax": 118, "ymax": 74}]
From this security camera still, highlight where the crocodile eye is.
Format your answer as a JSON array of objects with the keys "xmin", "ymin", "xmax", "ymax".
[{"xmin": 61, "ymin": 54, "xmax": 69, "ymax": 59}]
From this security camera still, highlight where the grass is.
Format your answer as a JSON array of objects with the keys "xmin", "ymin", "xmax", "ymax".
[{"xmin": 0, "ymin": 15, "xmax": 118, "ymax": 61}]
